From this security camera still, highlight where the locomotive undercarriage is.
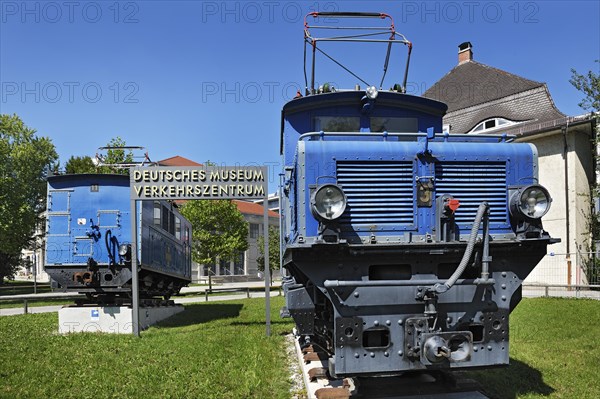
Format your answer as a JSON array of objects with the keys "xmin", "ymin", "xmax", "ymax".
[
  {"xmin": 282, "ymin": 239, "xmax": 550, "ymax": 377},
  {"xmin": 46, "ymin": 264, "xmax": 186, "ymax": 303}
]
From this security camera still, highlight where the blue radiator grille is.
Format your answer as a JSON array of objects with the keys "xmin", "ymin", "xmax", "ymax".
[
  {"xmin": 336, "ymin": 161, "xmax": 415, "ymax": 229},
  {"xmin": 435, "ymin": 162, "xmax": 508, "ymax": 224}
]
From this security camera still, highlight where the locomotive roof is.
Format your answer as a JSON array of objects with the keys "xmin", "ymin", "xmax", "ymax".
[
  {"xmin": 47, "ymin": 173, "xmax": 129, "ymax": 185},
  {"xmin": 283, "ymin": 90, "xmax": 447, "ymax": 116}
]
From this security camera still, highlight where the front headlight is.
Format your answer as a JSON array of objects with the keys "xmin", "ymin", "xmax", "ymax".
[
  {"xmin": 510, "ymin": 184, "xmax": 551, "ymax": 220},
  {"xmin": 365, "ymin": 85, "xmax": 378, "ymax": 100},
  {"xmin": 311, "ymin": 184, "xmax": 347, "ymax": 221},
  {"xmin": 118, "ymin": 244, "xmax": 130, "ymax": 257}
]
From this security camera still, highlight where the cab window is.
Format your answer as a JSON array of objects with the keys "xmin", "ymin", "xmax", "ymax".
[
  {"xmin": 314, "ymin": 116, "xmax": 360, "ymax": 132},
  {"xmin": 371, "ymin": 117, "xmax": 418, "ymax": 133}
]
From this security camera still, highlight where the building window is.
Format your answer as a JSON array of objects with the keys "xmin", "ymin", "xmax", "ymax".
[
  {"xmin": 234, "ymin": 252, "xmax": 245, "ymax": 275},
  {"xmin": 470, "ymin": 117, "xmax": 517, "ymax": 133},
  {"xmin": 220, "ymin": 258, "xmax": 231, "ymax": 275},
  {"xmin": 249, "ymin": 223, "xmax": 260, "ymax": 239},
  {"xmin": 203, "ymin": 263, "xmax": 216, "ymax": 277}
]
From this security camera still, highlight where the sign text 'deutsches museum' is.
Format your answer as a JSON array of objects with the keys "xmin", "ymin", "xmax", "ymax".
[{"xmin": 130, "ymin": 166, "xmax": 268, "ymax": 200}]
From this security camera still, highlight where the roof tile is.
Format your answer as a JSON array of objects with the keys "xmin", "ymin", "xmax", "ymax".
[
  {"xmin": 233, "ymin": 200, "xmax": 279, "ymax": 218},
  {"xmin": 157, "ymin": 156, "xmax": 203, "ymax": 167},
  {"xmin": 423, "ymin": 60, "xmax": 543, "ymax": 112}
]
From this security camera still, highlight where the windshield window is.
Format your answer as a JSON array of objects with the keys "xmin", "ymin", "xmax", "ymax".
[
  {"xmin": 371, "ymin": 117, "xmax": 418, "ymax": 133},
  {"xmin": 314, "ymin": 116, "xmax": 360, "ymax": 132}
]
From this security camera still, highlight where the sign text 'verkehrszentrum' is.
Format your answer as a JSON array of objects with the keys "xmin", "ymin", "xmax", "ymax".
[{"xmin": 130, "ymin": 166, "xmax": 267, "ymax": 200}]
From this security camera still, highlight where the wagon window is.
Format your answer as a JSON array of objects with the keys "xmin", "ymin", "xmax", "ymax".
[
  {"xmin": 153, "ymin": 202, "xmax": 161, "ymax": 226},
  {"xmin": 175, "ymin": 216, "xmax": 181, "ymax": 240},
  {"xmin": 162, "ymin": 205, "xmax": 169, "ymax": 231},
  {"xmin": 169, "ymin": 211, "xmax": 175, "ymax": 236}
]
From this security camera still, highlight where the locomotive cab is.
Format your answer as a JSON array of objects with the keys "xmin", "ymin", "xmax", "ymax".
[{"xmin": 280, "ymin": 12, "xmax": 557, "ymax": 378}]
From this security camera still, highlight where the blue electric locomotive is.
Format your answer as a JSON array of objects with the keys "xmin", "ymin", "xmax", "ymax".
[
  {"xmin": 45, "ymin": 173, "xmax": 192, "ymax": 301},
  {"xmin": 280, "ymin": 12, "xmax": 557, "ymax": 378}
]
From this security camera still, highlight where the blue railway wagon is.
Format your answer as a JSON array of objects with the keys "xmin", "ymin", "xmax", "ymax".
[
  {"xmin": 280, "ymin": 91, "xmax": 557, "ymax": 377},
  {"xmin": 45, "ymin": 174, "xmax": 192, "ymax": 299}
]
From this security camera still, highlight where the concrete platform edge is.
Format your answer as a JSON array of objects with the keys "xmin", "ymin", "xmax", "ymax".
[{"xmin": 58, "ymin": 304, "xmax": 184, "ymax": 334}]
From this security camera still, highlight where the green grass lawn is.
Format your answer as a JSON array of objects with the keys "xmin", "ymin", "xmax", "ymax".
[
  {"xmin": 470, "ymin": 297, "xmax": 600, "ymax": 399},
  {"xmin": 0, "ymin": 297, "xmax": 295, "ymax": 399},
  {"xmin": 1, "ymin": 297, "xmax": 599, "ymax": 399}
]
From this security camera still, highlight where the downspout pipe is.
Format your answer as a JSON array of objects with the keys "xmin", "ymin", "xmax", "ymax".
[{"xmin": 562, "ymin": 123, "xmax": 572, "ymax": 286}]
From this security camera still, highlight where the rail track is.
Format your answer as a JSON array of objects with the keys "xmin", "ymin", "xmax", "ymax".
[{"xmin": 292, "ymin": 331, "xmax": 490, "ymax": 399}]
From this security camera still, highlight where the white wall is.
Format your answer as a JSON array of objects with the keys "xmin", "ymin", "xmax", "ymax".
[{"xmin": 522, "ymin": 127, "xmax": 593, "ymax": 285}]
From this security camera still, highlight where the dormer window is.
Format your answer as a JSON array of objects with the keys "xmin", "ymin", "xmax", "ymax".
[{"xmin": 471, "ymin": 117, "xmax": 517, "ymax": 133}]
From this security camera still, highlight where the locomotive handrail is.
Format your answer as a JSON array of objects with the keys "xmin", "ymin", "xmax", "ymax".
[
  {"xmin": 324, "ymin": 278, "xmax": 495, "ymax": 288},
  {"xmin": 298, "ymin": 131, "xmax": 516, "ymax": 143}
]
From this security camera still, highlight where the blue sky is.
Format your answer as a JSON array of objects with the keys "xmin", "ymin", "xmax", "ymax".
[{"xmin": 1, "ymin": 1, "xmax": 599, "ymax": 191}]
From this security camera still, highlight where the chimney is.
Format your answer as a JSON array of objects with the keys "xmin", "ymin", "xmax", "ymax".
[{"xmin": 458, "ymin": 42, "xmax": 473, "ymax": 64}]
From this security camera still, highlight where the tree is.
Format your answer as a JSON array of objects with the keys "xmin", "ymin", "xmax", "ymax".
[
  {"xmin": 570, "ymin": 60, "xmax": 600, "ymax": 114},
  {"xmin": 180, "ymin": 200, "xmax": 248, "ymax": 268},
  {"xmin": 257, "ymin": 226, "xmax": 280, "ymax": 275},
  {"xmin": 0, "ymin": 114, "xmax": 58, "ymax": 283},
  {"xmin": 97, "ymin": 136, "xmax": 134, "ymax": 175},
  {"xmin": 65, "ymin": 155, "xmax": 96, "ymax": 174},
  {"xmin": 571, "ymin": 61, "xmax": 600, "ymax": 284},
  {"xmin": 64, "ymin": 137, "xmax": 135, "ymax": 175}
]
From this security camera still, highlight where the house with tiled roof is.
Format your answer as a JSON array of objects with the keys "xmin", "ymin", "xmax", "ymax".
[
  {"xmin": 156, "ymin": 156, "xmax": 279, "ymax": 281},
  {"xmin": 423, "ymin": 42, "xmax": 597, "ymax": 286},
  {"xmin": 157, "ymin": 155, "xmax": 203, "ymax": 167},
  {"xmin": 423, "ymin": 43, "xmax": 565, "ymax": 134}
]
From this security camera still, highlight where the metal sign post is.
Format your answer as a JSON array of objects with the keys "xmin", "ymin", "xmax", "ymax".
[
  {"xmin": 129, "ymin": 165, "xmax": 270, "ymax": 337},
  {"xmin": 263, "ymin": 199, "xmax": 270, "ymax": 336},
  {"xmin": 130, "ymin": 198, "xmax": 140, "ymax": 336}
]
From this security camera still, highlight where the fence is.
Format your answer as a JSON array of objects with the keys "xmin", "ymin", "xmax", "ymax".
[{"xmin": 523, "ymin": 252, "xmax": 600, "ymax": 299}]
